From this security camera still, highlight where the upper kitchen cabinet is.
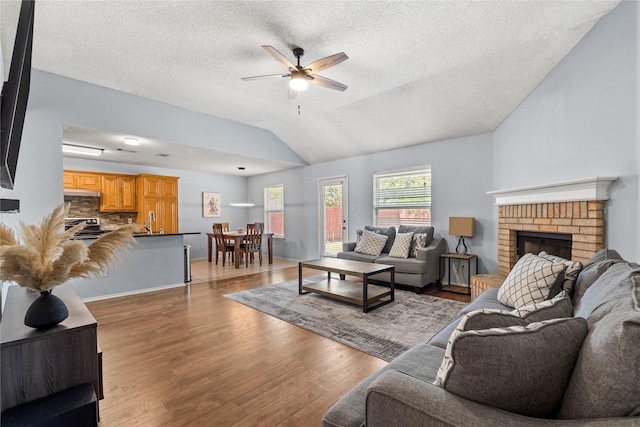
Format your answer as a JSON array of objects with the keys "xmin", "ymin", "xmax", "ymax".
[
  {"xmin": 136, "ymin": 174, "xmax": 179, "ymax": 233},
  {"xmin": 100, "ymin": 174, "xmax": 137, "ymax": 212},
  {"xmin": 63, "ymin": 170, "xmax": 101, "ymax": 191}
]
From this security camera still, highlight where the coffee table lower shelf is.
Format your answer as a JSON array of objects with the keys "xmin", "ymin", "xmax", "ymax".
[{"xmin": 302, "ymin": 279, "xmax": 391, "ymax": 306}]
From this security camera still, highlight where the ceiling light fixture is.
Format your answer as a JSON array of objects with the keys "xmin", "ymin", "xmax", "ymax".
[
  {"xmin": 124, "ymin": 137, "xmax": 139, "ymax": 146},
  {"xmin": 289, "ymin": 71, "xmax": 308, "ymax": 91},
  {"xmin": 62, "ymin": 144, "xmax": 104, "ymax": 157}
]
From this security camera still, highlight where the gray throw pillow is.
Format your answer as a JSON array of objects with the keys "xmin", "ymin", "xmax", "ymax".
[{"xmin": 434, "ymin": 316, "xmax": 588, "ymax": 418}]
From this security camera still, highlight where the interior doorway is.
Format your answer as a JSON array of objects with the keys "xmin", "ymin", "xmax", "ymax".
[{"xmin": 318, "ymin": 176, "xmax": 348, "ymax": 257}]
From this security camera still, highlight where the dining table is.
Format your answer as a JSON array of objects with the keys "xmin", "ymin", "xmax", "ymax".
[{"xmin": 207, "ymin": 231, "xmax": 274, "ymax": 269}]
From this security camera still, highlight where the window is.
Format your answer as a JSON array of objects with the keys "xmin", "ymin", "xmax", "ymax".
[
  {"xmin": 374, "ymin": 167, "xmax": 431, "ymax": 228},
  {"xmin": 264, "ymin": 185, "xmax": 284, "ymax": 238}
]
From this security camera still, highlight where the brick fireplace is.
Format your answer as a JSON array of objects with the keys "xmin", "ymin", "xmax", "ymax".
[
  {"xmin": 497, "ymin": 200, "xmax": 604, "ymax": 274},
  {"xmin": 489, "ymin": 177, "xmax": 617, "ymax": 275}
]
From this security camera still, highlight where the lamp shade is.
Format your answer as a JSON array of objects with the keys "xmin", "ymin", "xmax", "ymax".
[{"xmin": 449, "ymin": 217, "xmax": 475, "ymax": 237}]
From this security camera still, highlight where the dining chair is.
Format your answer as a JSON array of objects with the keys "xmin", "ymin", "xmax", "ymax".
[
  {"xmin": 213, "ymin": 228, "xmax": 235, "ymax": 266},
  {"xmin": 213, "ymin": 222, "xmax": 233, "ymax": 263},
  {"xmin": 242, "ymin": 222, "xmax": 263, "ymax": 267}
]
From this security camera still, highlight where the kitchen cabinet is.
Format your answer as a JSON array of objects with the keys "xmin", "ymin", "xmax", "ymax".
[
  {"xmin": 99, "ymin": 174, "xmax": 137, "ymax": 212},
  {"xmin": 63, "ymin": 170, "xmax": 102, "ymax": 190},
  {"xmin": 137, "ymin": 174, "xmax": 179, "ymax": 233}
]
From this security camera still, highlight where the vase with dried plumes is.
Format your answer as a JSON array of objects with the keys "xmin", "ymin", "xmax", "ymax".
[{"xmin": 0, "ymin": 203, "xmax": 138, "ymax": 329}]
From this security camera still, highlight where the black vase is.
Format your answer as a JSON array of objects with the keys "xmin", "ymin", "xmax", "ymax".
[{"xmin": 24, "ymin": 289, "xmax": 69, "ymax": 329}]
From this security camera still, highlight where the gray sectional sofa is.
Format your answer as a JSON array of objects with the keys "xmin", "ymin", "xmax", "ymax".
[
  {"xmin": 323, "ymin": 249, "xmax": 640, "ymax": 426},
  {"xmin": 337, "ymin": 225, "xmax": 446, "ymax": 293}
]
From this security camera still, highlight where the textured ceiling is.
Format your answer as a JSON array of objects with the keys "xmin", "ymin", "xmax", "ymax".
[{"xmin": 1, "ymin": 0, "xmax": 620, "ymax": 174}]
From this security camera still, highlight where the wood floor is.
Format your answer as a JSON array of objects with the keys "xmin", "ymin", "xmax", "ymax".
[{"xmin": 86, "ymin": 257, "xmax": 470, "ymax": 426}]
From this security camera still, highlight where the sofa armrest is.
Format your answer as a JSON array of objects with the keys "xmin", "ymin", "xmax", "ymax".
[
  {"xmin": 342, "ymin": 242, "xmax": 357, "ymax": 252},
  {"xmin": 415, "ymin": 238, "xmax": 446, "ymax": 283},
  {"xmin": 366, "ymin": 371, "xmax": 635, "ymax": 427}
]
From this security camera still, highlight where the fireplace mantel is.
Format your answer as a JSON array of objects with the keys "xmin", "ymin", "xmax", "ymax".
[{"xmin": 487, "ymin": 176, "xmax": 617, "ymax": 206}]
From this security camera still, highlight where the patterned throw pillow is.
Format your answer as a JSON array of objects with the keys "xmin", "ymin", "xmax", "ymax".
[
  {"xmin": 433, "ymin": 315, "xmax": 588, "ymax": 418},
  {"xmin": 497, "ymin": 253, "xmax": 567, "ymax": 308},
  {"xmin": 409, "ymin": 233, "xmax": 428, "ymax": 258},
  {"xmin": 388, "ymin": 232, "xmax": 414, "ymax": 258},
  {"xmin": 354, "ymin": 229, "xmax": 388, "ymax": 256},
  {"xmin": 538, "ymin": 251, "xmax": 583, "ymax": 296}
]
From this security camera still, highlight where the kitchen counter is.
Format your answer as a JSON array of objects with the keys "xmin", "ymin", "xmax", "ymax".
[
  {"xmin": 73, "ymin": 231, "xmax": 201, "ymax": 240},
  {"xmin": 69, "ymin": 232, "xmax": 199, "ymax": 300}
]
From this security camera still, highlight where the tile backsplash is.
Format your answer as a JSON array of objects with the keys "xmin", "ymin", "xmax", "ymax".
[{"xmin": 64, "ymin": 196, "xmax": 137, "ymax": 228}]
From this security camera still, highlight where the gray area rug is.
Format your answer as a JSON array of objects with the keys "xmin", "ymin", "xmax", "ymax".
[{"xmin": 224, "ymin": 276, "xmax": 466, "ymax": 361}]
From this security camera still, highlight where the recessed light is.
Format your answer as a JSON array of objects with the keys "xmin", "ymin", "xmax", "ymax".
[{"xmin": 124, "ymin": 137, "xmax": 139, "ymax": 146}]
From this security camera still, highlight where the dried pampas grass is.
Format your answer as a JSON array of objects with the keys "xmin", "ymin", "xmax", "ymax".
[{"xmin": 0, "ymin": 203, "xmax": 137, "ymax": 292}]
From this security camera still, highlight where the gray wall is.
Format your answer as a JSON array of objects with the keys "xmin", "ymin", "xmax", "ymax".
[
  {"xmin": 493, "ymin": 0, "xmax": 638, "ymax": 261},
  {"xmin": 249, "ymin": 132, "xmax": 497, "ymax": 273}
]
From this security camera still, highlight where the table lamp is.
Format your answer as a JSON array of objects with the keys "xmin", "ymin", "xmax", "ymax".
[{"xmin": 449, "ymin": 217, "xmax": 475, "ymax": 254}]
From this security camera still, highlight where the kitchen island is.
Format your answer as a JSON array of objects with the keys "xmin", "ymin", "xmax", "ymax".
[{"xmin": 70, "ymin": 232, "xmax": 200, "ymax": 300}]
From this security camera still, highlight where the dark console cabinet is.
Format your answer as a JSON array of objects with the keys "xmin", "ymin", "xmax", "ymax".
[{"xmin": 1, "ymin": 284, "xmax": 102, "ymax": 423}]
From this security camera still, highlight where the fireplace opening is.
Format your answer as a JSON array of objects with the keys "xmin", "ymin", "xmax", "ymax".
[{"xmin": 516, "ymin": 231, "xmax": 572, "ymax": 261}]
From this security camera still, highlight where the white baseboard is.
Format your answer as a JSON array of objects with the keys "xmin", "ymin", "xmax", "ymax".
[{"xmin": 81, "ymin": 281, "xmax": 187, "ymax": 302}]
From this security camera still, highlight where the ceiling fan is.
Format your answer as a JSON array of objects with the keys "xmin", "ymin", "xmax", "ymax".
[{"xmin": 241, "ymin": 46, "xmax": 349, "ymax": 98}]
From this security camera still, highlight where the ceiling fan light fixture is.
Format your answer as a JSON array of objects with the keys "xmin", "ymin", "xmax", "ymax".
[
  {"xmin": 124, "ymin": 137, "xmax": 139, "ymax": 146},
  {"xmin": 289, "ymin": 71, "xmax": 308, "ymax": 91}
]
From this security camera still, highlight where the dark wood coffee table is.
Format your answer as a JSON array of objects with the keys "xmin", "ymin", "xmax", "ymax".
[{"xmin": 298, "ymin": 258, "xmax": 395, "ymax": 312}]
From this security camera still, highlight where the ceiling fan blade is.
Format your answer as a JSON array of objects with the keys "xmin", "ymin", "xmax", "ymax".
[
  {"xmin": 308, "ymin": 74, "xmax": 348, "ymax": 91},
  {"xmin": 241, "ymin": 73, "xmax": 290, "ymax": 81},
  {"xmin": 262, "ymin": 45, "xmax": 297, "ymax": 71},
  {"xmin": 303, "ymin": 52, "xmax": 348, "ymax": 73}
]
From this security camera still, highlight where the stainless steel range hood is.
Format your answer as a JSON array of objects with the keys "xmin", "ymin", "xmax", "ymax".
[{"xmin": 63, "ymin": 189, "xmax": 101, "ymax": 198}]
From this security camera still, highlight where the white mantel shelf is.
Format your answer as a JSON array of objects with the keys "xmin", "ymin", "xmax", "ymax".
[{"xmin": 487, "ymin": 177, "xmax": 618, "ymax": 206}]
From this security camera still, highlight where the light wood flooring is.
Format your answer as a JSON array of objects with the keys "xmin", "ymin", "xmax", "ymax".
[{"xmin": 87, "ymin": 257, "xmax": 470, "ymax": 426}]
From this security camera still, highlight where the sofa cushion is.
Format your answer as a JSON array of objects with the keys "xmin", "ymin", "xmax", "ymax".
[
  {"xmin": 497, "ymin": 253, "xmax": 567, "ymax": 308},
  {"xmin": 375, "ymin": 256, "xmax": 427, "ymax": 274},
  {"xmin": 430, "ymin": 294, "xmax": 572, "ymax": 349},
  {"xmin": 434, "ymin": 316, "xmax": 588, "ymax": 418},
  {"xmin": 572, "ymin": 248, "xmax": 625, "ymax": 309},
  {"xmin": 354, "ymin": 229, "xmax": 388, "ymax": 256},
  {"xmin": 364, "ymin": 226, "xmax": 396, "ymax": 254},
  {"xmin": 459, "ymin": 288, "xmax": 511, "ymax": 316},
  {"xmin": 388, "ymin": 232, "xmax": 414, "ymax": 258},
  {"xmin": 322, "ymin": 343, "xmax": 445, "ymax": 427},
  {"xmin": 559, "ymin": 264, "xmax": 640, "ymax": 419},
  {"xmin": 538, "ymin": 251, "xmax": 583, "ymax": 296},
  {"xmin": 337, "ymin": 250, "xmax": 381, "ymax": 263}
]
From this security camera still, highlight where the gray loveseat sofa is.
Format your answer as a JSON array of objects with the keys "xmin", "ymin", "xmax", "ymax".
[
  {"xmin": 323, "ymin": 249, "xmax": 640, "ymax": 426},
  {"xmin": 337, "ymin": 225, "xmax": 446, "ymax": 293}
]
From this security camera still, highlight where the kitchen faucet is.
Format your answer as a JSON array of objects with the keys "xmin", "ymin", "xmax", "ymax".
[{"xmin": 145, "ymin": 211, "xmax": 155, "ymax": 234}]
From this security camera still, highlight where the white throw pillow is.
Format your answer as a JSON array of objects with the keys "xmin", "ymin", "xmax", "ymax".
[
  {"xmin": 497, "ymin": 253, "xmax": 567, "ymax": 308},
  {"xmin": 388, "ymin": 232, "xmax": 414, "ymax": 258},
  {"xmin": 538, "ymin": 251, "xmax": 583, "ymax": 296},
  {"xmin": 354, "ymin": 229, "xmax": 388, "ymax": 256}
]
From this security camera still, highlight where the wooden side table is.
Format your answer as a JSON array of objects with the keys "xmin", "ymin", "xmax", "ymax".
[
  {"xmin": 439, "ymin": 253, "xmax": 478, "ymax": 295},
  {"xmin": 470, "ymin": 273, "xmax": 508, "ymax": 300}
]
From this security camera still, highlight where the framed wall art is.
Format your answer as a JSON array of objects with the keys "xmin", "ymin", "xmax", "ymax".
[{"xmin": 203, "ymin": 192, "xmax": 221, "ymax": 217}]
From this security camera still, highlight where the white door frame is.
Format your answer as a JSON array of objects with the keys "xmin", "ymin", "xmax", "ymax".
[{"xmin": 318, "ymin": 175, "xmax": 349, "ymax": 257}]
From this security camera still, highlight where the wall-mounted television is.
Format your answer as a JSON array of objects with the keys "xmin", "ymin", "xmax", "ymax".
[{"xmin": 1, "ymin": 0, "xmax": 35, "ymax": 189}]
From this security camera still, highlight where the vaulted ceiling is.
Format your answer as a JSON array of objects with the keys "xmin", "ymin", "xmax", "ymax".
[{"xmin": 1, "ymin": 0, "xmax": 620, "ymax": 174}]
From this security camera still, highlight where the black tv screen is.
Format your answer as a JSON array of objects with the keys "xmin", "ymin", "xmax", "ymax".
[{"xmin": 0, "ymin": 0, "xmax": 35, "ymax": 189}]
